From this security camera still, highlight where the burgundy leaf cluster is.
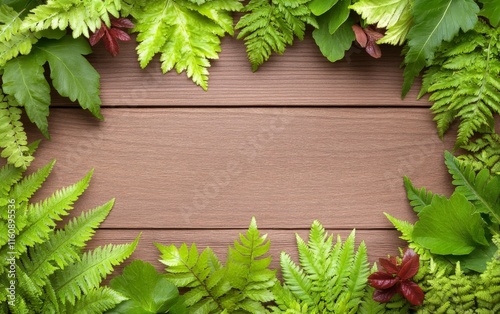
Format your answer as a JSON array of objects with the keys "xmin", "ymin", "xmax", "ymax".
[
  {"xmin": 352, "ymin": 25, "xmax": 384, "ymax": 59},
  {"xmin": 89, "ymin": 18, "xmax": 134, "ymax": 57},
  {"xmin": 368, "ymin": 248, "xmax": 424, "ymax": 306}
]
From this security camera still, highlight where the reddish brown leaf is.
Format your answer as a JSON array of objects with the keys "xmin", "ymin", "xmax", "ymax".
[
  {"xmin": 372, "ymin": 284, "xmax": 399, "ymax": 303},
  {"xmin": 398, "ymin": 249, "xmax": 420, "ymax": 280},
  {"xmin": 111, "ymin": 17, "xmax": 134, "ymax": 29},
  {"xmin": 89, "ymin": 25, "xmax": 106, "ymax": 46},
  {"xmin": 379, "ymin": 257, "xmax": 399, "ymax": 274},
  {"xmin": 104, "ymin": 31, "xmax": 120, "ymax": 57},
  {"xmin": 400, "ymin": 281, "xmax": 424, "ymax": 306},
  {"xmin": 368, "ymin": 272, "xmax": 399, "ymax": 289},
  {"xmin": 364, "ymin": 27, "xmax": 384, "ymax": 42},
  {"xmin": 365, "ymin": 40, "xmax": 382, "ymax": 59},
  {"xmin": 352, "ymin": 24, "xmax": 367, "ymax": 48},
  {"xmin": 109, "ymin": 28, "xmax": 131, "ymax": 42}
]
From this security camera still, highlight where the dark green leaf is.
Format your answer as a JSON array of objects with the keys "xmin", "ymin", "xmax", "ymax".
[
  {"xmin": 479, "ymin": 0, "xmax": 500, "ymax": 26},
  {"xmin": 447, "ymin": 240, "xmax": 497, "ymax": 273},
  {"xmin": 413, "ymin": 193, "xmax": 489, "ymax": 255},
  {"xmin": 309, "ymin": 0, "xmax": 339, "ymax": 16},
  {"xmin": 327, "ymin": 0, "xmax": 350, "ymax": 35},
  {"xmin": 312, "ymin": 16, "xmax": 354, "ymax": 62},
  {"xmin": 109, "ymin": 260, "xmax": 184, "ymax": 314}
]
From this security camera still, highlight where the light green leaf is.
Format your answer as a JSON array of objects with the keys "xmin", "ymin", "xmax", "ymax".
[
  {"xmin": 402, "ymin": 0, "xmax": 479, "ymax": 96},
  {"xmin": 413, "ymin": 193, "xmax": 489, "ymax": 255},
  {"xmin": 2, "ymin": 53, "xmax": 50, "ymax": 137},
  {"xmin": 350, "ymin": 0, "xmax": 413, "ymax": 45},
  {"xmin": 312, "ymin": 16, "xmax": 354, "ymax": 62},
  {"xmin": 480, "ymin": 0, "xmax": 500, "ymax": 26},
  {"xmin": 403, "ymin": 176, "xmax": 435, "ymax": 213},
  {"xmin": 34, "ymin": 36, "xmax": 102, "ymax": 119},
  {"xmin": 109, "ymin": 260, "xmax": 185, "ymax": 314},
  {"xmin": 309, "ymin": 0, "xmax": 339, "ymax": 16}
]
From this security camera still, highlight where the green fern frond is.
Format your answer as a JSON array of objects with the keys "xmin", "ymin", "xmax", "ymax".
[
  {"xmin": 22, "ymin": 0, "xmax": 121, "ymax": 38},
  {"xmin": 64, "ymin": 286, "xmax": 125, "ymax": 314},
  {"xmin": 236, "ymin": 0, "xmax": 318, "ymax": 71},
  {"xmin": 403, "ymin": 176, "xmax": 434, "ymax": 213},
  {"xmin": 0, "ymin": 163, "xmax": 23, "ymax": 200},
  {"xmin": 52, "ymin": 237, "xmax": 139, "ymax": 305},
  {"xmin": 421, "ymin": 20, "xmax": 500, "ymax": 145},
  {"xmin": 130, "ymin": 0, "xmax": 242, "ymax": 90},
  {"xmin": 459, "ymin": 132, "xmax": 500, "ymax": 175},
  {"xmin": 0, "ymin": 93, "xmax": 33, "ymax": 169},
  {"xmin": 0, "ymin": 4, "xmax": 38, "ymax": 67},
  {"xmin": 444, "ymin": 151, "xmax": 500, "ymax": 224},
  {"xmin": 270, "ymin": 282, "xmax": 312, "ymax": 313},
  {"xmin": 278, "ymin": 222, "xmax": 371, "ymax": 313},
  {"xmin": 22, "ymin": 200, "xmax": 115, "ymax": 287},
  {"xmin": 9, "ymin": 159, "xmax": 54, "ymax": 203}
]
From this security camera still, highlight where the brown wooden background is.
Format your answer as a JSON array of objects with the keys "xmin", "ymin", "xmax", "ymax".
[{"xmin": 26, "ymin": 34, "xmax": 457, "ymax": 273}]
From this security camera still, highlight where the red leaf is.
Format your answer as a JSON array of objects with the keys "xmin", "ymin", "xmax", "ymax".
[
  {"xmin": 400, "ymin": 280, "xmax": 424, "ymax": 306},
  {"xmin": 89, "ymin": 25, "xmax": 106, "ymax": 46},
  {"xmin": 364, "ymin": 27, "xmax": 384, "ymax": 42},
  {"xmin": 352, "ymin": 24, "xmax": 367, "ymax": 48},
  {"xmin": 109, "ymin": 28, "xmax": 131, "ymax": 42},
  {"xmin": 398, "ymin": 249, "xmax": 420, "ymax": 280},
  {"xmin": 365, "ymin": 40, "xmax": 382, "ymax": 59},
  {"xmin": 379, "ymin": 258, "xmax": 399, "ymax": 275},
  {"xmin": 372, "ymin": 284, "xmax": 399, "ymax": 303},
  {"xmin": 103, "ymin": 31, "xmax": 120, "ymax": 57},
  {"xmin": 368, "ymin": 272, "xmax": 399, "ymax": 289},
  {"xmin": 111, "ymin": 17, "xmax": 134, "ymax": 29}
]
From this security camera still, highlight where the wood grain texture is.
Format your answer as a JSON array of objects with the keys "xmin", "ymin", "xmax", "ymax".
[
  {"xmin": 51, "ymin": 35, "xmax": 426, "ymax": 108},
  {"xmin": 28, "ymin": 107, "xmax": 454, "ymax": 230},
  {"xmin": 86, "ymin": 229, "xmax": 407, "ymax": 273}
]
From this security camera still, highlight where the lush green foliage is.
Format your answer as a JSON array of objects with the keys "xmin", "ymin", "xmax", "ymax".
[
  {"xmin": 109, "ymin": 260, "xmax": 186, "ymax": 313},
  {"xmin": 236, "ymin": 0, "xmax": 317, "ymax": 71},
  {"xmin": 156, "ymin": 217, "xmax": 276, "ymax": 313},
  {"xmin": 0, "ymin": 159, "xmax": 139, "ymax": 313},
  {"xmin": 459, "ymin": 133, "xmax": 500, "ymax": 175},
  {"xmin": 125, "ymin": 0, "xmax": 242, "ymax": 90}
]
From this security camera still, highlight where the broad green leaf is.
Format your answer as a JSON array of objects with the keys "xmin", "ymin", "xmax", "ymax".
[
  {"xmin": 34, "ymin": 36, "xmax": 102, "ymax": 120},
  {"xmin": 479, "ymin": 0, "xmax": 500, "ymax": 26},
  {"xmin": 413, "ymin": 193, "xmax": 489, "ymax": 255},
  {"xmin": 402, "ymin": 0, "xmax": 479, "ymax": 96},
  {"xmin": 109, "ymin": 260, "xmax": 185, "ymax": 314},
  {"xmin": 327, "ymin": 0, "xmax": 350, "ymax": 35},
  {"xmin": 350, "ymin": 0, "xmax": 413, "ymax": 45},
  {"xmin": 448, "ymin": 240, "xmax": 497, "ymax": 273},
  {"xmin": 312, "ymin": 16, "xmax": 354, "ymax": 62},
  {"xmin": 2, "ymin": 53, "xmax": 50, "ymax": 137},
  {"xmin": 309, "ymin": 0, "xmax": 339, "ymax": 16}
]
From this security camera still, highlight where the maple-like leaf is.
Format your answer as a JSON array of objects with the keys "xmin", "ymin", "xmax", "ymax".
[
  {"xmin": 90, "ymin": 17, "xmax": 134, "ymax": 56},
  {"xmin": 402, "ymin": 0, "xmax": 479, "ymax": 97},
  {"xmin": 129, "ymin": 0, "xmax": 242, "ymax": 90},
  {"xmin": 350, "ymin": 0, "xmax": 413, "ymax": 45}
]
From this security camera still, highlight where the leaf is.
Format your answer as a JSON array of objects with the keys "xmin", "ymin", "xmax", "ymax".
[
  {"xmin": 403, "ymin": 176, "xmax": 434, "ymax": 213},
  {"xmin": 109, "ymin": 260, "xmax": 184, "ymax": 314},
  {"xmin": 367, "ymin": 272, "xmax": 398, "ymax": 290},
  {"xmin": 398, "ymin": 249, "xmax": 419, "ymax": 280},
  {"xmin": 237, "ymin": 0, "xmax": 318, "ymax": 72},
  {"xmin": 413, "ymin": 193, "xmax": 489, "ymax": 255},
  {"xmin": 448, "ymin": 240, "xmax": 497, "ymax": 272},
  {"xmin": 34, "ymin": 36, "xmax": 103, "ymax": 119},
  {"xmin": 399, "ymin": 281, "xmax": 424, "ymax": 306},
  {"xmin": 312, "ymin": 15, "xmax": 354, "ymax": 62},
  {"xmin": 132, "ymin": 0, "xmax": 242, "ymax": 90},
  {"xmin": 309, "ymin": 0, "xmax": 339, "ymax": 16},
  {"xmin": 350, "ymin": 0, "xmax": 413, "ymax": 45},
  {"xmin": 480, "ymin": 0, "xmax": 500, "ymax": 26},
  {"xmin": 2, "ymin": 52, "xmax": 51, "ymax": 137},
  {"xmin": 326, "ymin": 0, "xmax": 350, "ymax": 35},
  {"xmin": 402, "ymin": 0, "xmax": 479, "ymax": 96}
]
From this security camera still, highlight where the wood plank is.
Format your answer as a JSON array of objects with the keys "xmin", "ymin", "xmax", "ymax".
[
  {"xmin": 51, "ymin": 34, "xmax": 426, "ymax": 108},
  {"xmin": 86, "ymin": 229, "xmax": 407, "ymax": 273},
  {"xmin": 28, "ymin": 107, "xmax": 454, "ymax": 229}
]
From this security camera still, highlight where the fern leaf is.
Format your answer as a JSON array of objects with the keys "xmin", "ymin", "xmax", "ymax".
[
  {"xmin": 9, "ymin": 159, "xmax": 54, "ymax": 202},
  {"xmin": 131, "ymin": 0, "xmax": 242, "ymax": 90},
  {"xmin": 237, "ymin": 0, "xmax": 317, "ymax": 71},
  {"xmin": 22, "ymin": 0, "xmax": 122, "ymax": 38},
  {"xmin": 444, "ymin": 151, "xmax": 500, "ymax": 223},
  {"xmin": 64, "ymin": 287, "xmax": 125, "ymax": 314},
  {"xmin": 350, "ymin": 0, "xmax": 413, "ymax": 45},
  {"xmin": 9, "ymin": 170, "xmax": 93, "ymax": 257},
  {"xmin": 476, "ymin": 235, "xmax": 500, "ymax": 311},
  {"xmin": 52, "ymin": 236, "xmax": 139, "ymax": 305},
  {"xmin": 0, "ymin": 94, "xmax": 33, "ymax": 168},
  {"xmin": 22, "ymin": 200, "xmax": 115, "ymax": 287},
  {"xmin": 280, "ymin": 251, "xmax": 315, "ymax": 305},
  {"xmin": 402, "ymin": 0, "xmax": 479, "ymax": 96},
  {"xmin": 0, "ymin": 4, "xmax": 38, "ymax": 67},
  {"xmin": 421, "ymin": 21, "xmax": 500, "ymax": 144},
  {"xmin": 0, "ymin": 163, "xmax": 24, "ymax": 198},
  {"xmin": 459, "ymin": 132, "xmax": 500, "ymax": 175},
  {"xmin": 403, "ymin": 176, "xmax": 434, "ymax": 213}
]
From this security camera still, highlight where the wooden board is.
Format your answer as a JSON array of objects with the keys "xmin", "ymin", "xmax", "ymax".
[{"xmin": 28, "ymin": 107, "xmax": 454, "ymax": 231}]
